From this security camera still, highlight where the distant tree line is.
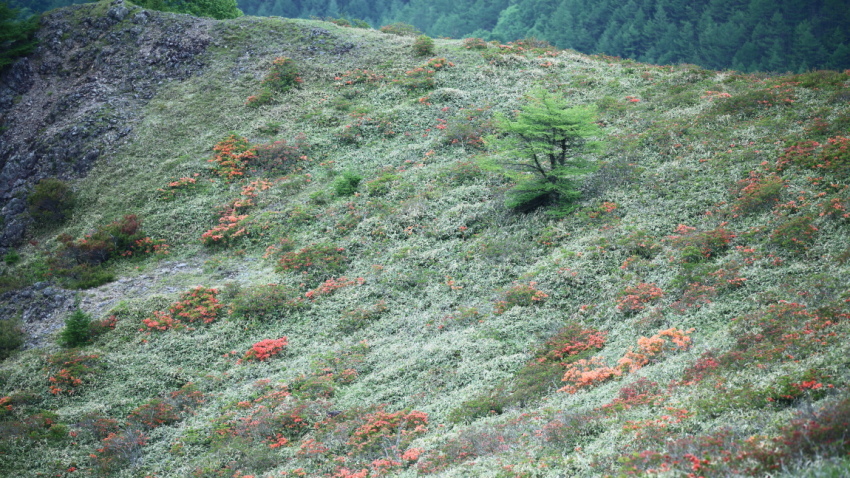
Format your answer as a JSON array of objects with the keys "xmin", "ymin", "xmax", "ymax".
[
  {"xmin": 6, "ymin": 0, "xmax": 850, "ymax": 72},
  {"xmin": 234, "ymin": 0, "xmax": 850, "ymax": 73}
]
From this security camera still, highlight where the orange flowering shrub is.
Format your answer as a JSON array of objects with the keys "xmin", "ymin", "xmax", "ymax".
[
  {"xmin": 208, "ymin": 134, "xmax": 257, "ymax": 180},
  {"xmin": 559, "ymin": 328, "xmax": 694, "ymax": 393},
  {"xmin": 348, "ymin": 408, "xmax": 428, "ymax": 454},
  {"xmin": 46, "ymin": 350, "xmax": 101, "ymax": 395},
  {"xmin": 242, "ymin": 337, "xmax": 288, "ymax": 362},
  {"xmin": 616, "ymin": 282, "xmax": 664, "ymax": 313},
  {"xmin": 157, "ymin": 173, "xmax": 201, "ymax": 200},
  {"xmin": 141, "ymin": 286, "xmax": 224, "ymax": 332},
  {"xmin": 617, "ymin": 327, "xmax": 694, "ymax": 373},
  {"xmin": 558, "ymin": 357, "xmax": 622, "ymax": 394}
]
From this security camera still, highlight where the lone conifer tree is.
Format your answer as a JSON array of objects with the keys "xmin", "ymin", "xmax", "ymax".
[{"xmin": 486, "ymin": 88, "xmax": 603, "ymax": 215}]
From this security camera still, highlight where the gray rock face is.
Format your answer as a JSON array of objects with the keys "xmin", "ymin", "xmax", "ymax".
[
  {"xmin": 0, "ymin": 283, "xmax": 75, "ymax": 349},
  {"xmin": 0, "ymin": 2, "xmax": 214, "ymax": 249}
]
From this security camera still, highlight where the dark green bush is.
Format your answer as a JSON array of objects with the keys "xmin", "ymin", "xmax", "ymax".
[
  {"xmin": 0, "ymin": 3, "xmax": 38, "ymax": 72},
  {"xmin": 333, "ymin": 171, "xmax": 362, "ymax": 196},
  {"xmin": 770, "ymin": 215, "xmax": 818, "ymax": 254},
  {"xmin": 262, "ymin": 57, "xmax": 303, "ymax": 94},
  {"xmin": 447, "ymin": 394, "xmax": 505, "ymax": 423},
  {"xmin": 59, "ymin": 309, "xmax": 92, "ymax": 348},
  {"xmin": 27, "ymin": 178, "xmax": 75, "ymax": 227},
  {"xmin": 229, "ymin": 284, "xmax": 306, "ymax": 320},
  {"xmin": 3, "ymin": 250, "xmax": 20, "ymax": 265},
  {"xmin": 412, "ymin": 35, "xmax": 434, "ymax": 56},
  {"xmin": 0, "ymin": 317, "xmax": 24, "ymax": 361}
]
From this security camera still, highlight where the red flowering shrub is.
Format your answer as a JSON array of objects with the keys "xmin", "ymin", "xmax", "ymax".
[
  {"xmin": 616, "ymin": 282, "xmax": 664, "ymax": 313},
  {"xmin": 777, "ymin": 135, "xmax": 850, "ymax": 174},
  {"xmin": 46, "ymin": 350, "xmax": 101, "ymax": 396},
  {"xmin": 730, "ymin": 171, "xmax": 785, "ymax": 214},
  {"xmin": 242, "ymin": 337, "xmax": 288, "ymax": 362},
  {"xmin": 90, "ymin": 428, "xmax": 147, "ymax": 474},
  {"xmin": 667, "ymin": 224, "xmax": 735, "ymax": 263},
  {"xmin": 141, "ymin": 286, "xmax": 224, "ymax": 332},
  {"xmin": 348, "ymin": 408, "xmax": 428, "ymax": 454},
  {"xmin": 254, "ymin": 135, "xmax": 310, "ymax": 172},
  {"xmin": 769, "ymin": 215, "xmax": 818, "ymax": 253},
  {"xmin": 276, "ymin": 243, "xmax": 349, "ymax": 282},
  {"xmin": 215, "ymin": 389, "xmax": 330, "ymax": 445}
]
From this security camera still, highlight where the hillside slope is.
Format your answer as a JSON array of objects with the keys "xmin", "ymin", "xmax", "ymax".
[{"xmin": 1, "ymin": 2, "xmax": 849, "ymax": 477}]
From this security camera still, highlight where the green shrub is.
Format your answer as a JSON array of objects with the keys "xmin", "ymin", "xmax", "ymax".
[
  {"xmin": 462, "ymin": 37, "xmax": 488, "ymax": 50},
  {"xmin": 229, "ymin": 284, "xmax": 306, "ymax": 320},
  {"xmin": 770, "ymin": 215, "xmax": 818, "ymax": 254},
  {"xmin": 48, "ymin": 215, "xmax": 165, "ymax": 289},
  {"xmin": 447, "ymin": 394, "xmax": 504, "ymax": 423},
  {"xmin": 379, "ymin": 22, "xmax": 420, "ymax": 36},
  {"xmin": 275, "ymin": 243, "xmax": 349, "ymax": 282},
  {"xmin": 3, "ymin": 250, "xmax": 20, "ymax": 265},
  {"xmin": 332, "ymin": 171, "xmax": 362, "ymax": 196},
  {"xmin": 27, "ymin": 178, "xmax": 75, "ymax": 227},
  {"xmin": 59, "ymin": 309, "xmax": 92, "ymax": 348},
  {"xmin": 730, "ymin": 172, "xmax": 784, "ymax": 214},
  {"xmin": 412, "ymin": 35, "xmax": 434, "ymax": 56},
  {"xmin": 364, "ymin": 171, "xmax": 399, "ymax": 196},
  {"xmin": 0, "ymin": 317, "xmax": 24, "ymax": 361},
  {"xmin": 263, "ymin": 57, "xmax": 302, "ymax": 93}
]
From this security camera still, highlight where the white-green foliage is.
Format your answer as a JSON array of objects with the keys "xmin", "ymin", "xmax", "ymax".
[{"xmin": 1, "ymin": 3, "xmax": 849, "ymax": 477}]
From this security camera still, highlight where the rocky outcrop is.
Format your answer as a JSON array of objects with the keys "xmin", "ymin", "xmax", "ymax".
[{"xmin": 0, "ymin": 0, "xmax": 213, "ymax": 250}]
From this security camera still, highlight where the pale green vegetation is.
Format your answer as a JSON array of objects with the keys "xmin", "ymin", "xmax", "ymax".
[{"xmin": 1, "ymin": 3, "xmax": 849, "ymax": 477}]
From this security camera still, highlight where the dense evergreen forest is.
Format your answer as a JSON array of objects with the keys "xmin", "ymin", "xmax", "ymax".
[{"xmin": 8, "ymin": 0, "xmax": 850, "ymax": 73}]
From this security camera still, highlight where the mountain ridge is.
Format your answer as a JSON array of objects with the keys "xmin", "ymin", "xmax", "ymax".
[{"xmin": 0, "ymin": 1, "xmax": 849, "ymax": 476}]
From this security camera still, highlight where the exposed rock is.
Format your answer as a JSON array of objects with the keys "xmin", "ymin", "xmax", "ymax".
[{"xmin": 0, "ymin": 3, "xmax": 214, "ymax": 248}]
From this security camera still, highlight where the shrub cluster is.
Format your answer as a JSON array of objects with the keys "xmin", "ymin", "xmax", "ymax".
[
  {"xmin": 141, "ymin": 287, "xmax": 224, "ymax": 332},
  {"xmin": 412, "ymin": 35, "xmax": 434, "ymax": 56},
  {"xmin": 50, "ymin": 215, "xmax": 168, "ymax": 289},
  {"xmin": 379, "ymin": 22, "xmax": 421, "ymax": 36},
  {"xmin": 0, "ymin": 317, "xmax": 24, "ymax": 361},
  {"xmin": 27, "ymin": 178, "xmax": 75, "ymax": 228},
  {"xmin": 246, "ymin": 57, "xmax": 303, "ymax": 107}
]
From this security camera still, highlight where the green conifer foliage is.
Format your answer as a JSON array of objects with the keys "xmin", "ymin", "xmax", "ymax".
[{"xmin": 485, "ymin": 88, "xmax": 603, "ymax": 215}]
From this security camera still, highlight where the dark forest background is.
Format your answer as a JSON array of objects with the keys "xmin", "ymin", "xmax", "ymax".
[{"xmin": 9, "ymin": 0, "xmax": 850, "ymax": 72}]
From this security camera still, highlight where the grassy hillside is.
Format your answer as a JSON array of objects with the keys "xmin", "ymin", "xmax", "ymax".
[{"xmin": 1, "ymin": 3, "xmax": 850, "ymax": 477}]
